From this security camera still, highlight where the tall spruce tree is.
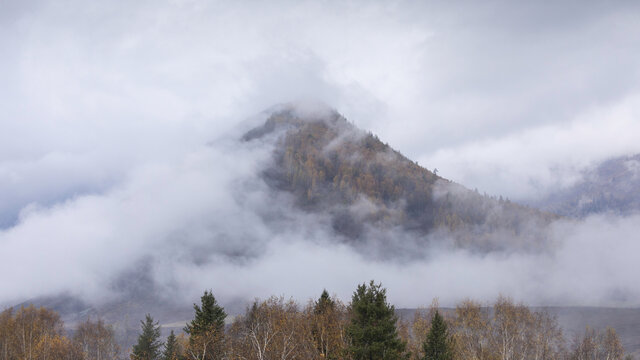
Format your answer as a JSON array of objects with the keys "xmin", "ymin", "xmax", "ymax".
[
  {"xmin": 314, "ymin": 289, "xmax": 335, "ymax": 314},
  {"xmin": 346, "ymin": 281, "xmax": 406, "ymax": 360},
  {"xmin": 162, "ymin": 330, "xmax": 180, "ymax": 360},
  {"xmin": 184, "ymin": 290, "xmax": 227, "ymax": 360},
  {"xmin": 312, "ymin": 289, "xmax": 341, "ymax": 359},
  {"xmin": 422, "ymin": 310, "xmax": 453, "ymax": 360},
  {"xmin": 131, "ymin": 314, "xmax": 162, "ymax": 360},
  {"xmin": 184, "ymin": 290, "xmax": 226, "ymax": 335}
]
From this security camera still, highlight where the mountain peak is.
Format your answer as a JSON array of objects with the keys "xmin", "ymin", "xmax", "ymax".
[
  {"xmin": 243, "ymin": 107, "xmax": 556, "ymax": 254},
  {"xmin": 242, "ymin": 102, "xmax": 349, "ymax": 142}
]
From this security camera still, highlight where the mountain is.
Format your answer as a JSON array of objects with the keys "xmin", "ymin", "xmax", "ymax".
[
  {"xmin": 536, "ymin": 154, "xmax": 640, "ymax": 217},
  {"xmin": 242, "ymin": 103, "xmax": 557, "ymax": 254},
  {"xmin": 14, "ymin": 103, "xmax": 563, "ymax": 350}
]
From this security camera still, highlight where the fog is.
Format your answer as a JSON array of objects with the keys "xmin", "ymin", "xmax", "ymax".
[
  {"xmin": 1, "ymin": 0, "xmax": 640, "ymax": 309},
  {"xmin": 2, "ymin": 125, "xmax": 639, "ymax": 308}
]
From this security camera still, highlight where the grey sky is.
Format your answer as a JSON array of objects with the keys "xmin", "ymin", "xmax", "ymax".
[{"xmin": 1, "ymin": 0, "xmax": 640, "ymax": 307}]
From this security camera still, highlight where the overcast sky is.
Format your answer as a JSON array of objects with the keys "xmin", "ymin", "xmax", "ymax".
[{"xmin": 2, "ymin": 0, "xmax": 640, "ymax": 308}]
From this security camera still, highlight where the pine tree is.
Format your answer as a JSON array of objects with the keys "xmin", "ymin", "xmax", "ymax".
[
  {"xmin": 346, "ymin": 281, "xmax": 406, "ymax": 360},
  {"xmin": 184, "ymin": 290, "xmax": 227, "ymax": 360},
  {"xmin": 162, "ymin": 330, "xmax": 180, "ymax": 360},
  {"xmin": 184, "ymin": 290, "xmax": 226, "ymax": 336},
  {"xmin": 314, "ymin": 289, "xmax": 335, "ymax": 314},
  {"xmin": 131, "ymin": 314, "xmax": 162, "ymax": 360},
  {"xmin": 422, "ymin": 310, "xmax": 453, "ymax": 360},
  {"xmin": 312, "ymin": 289, "xmax": 343, "ymax": 359}
]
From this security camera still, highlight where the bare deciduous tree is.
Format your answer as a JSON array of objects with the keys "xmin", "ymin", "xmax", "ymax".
[{"xmin": 73, "ymin": 318, "xmax": 120, "ymax": 360}]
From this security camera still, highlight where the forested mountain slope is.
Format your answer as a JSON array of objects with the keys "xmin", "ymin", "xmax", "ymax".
[{"xmin": 243, "ymin": 104, "xmax": 557, "ymax": 253}]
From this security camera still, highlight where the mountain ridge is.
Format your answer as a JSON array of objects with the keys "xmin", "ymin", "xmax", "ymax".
[
  {"xmin": 535, "ymin": 153, "xmax": 640, "ymax": 217},
  {"xmin": 243, "ymin": 104, "xmax": 558, "ymax": 254},
  {"xmin": 11, "ymin": 104, "xmax": 640, "ymax": 355}
]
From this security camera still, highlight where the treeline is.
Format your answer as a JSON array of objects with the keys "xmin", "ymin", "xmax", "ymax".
[
  {"xmin": 149, "ymin": 282, "xmax": 629, "ymax": 360},
  {"xmin": 0, "ymin": 305, "xmax": 119, "ymax": 359},
  {"xmin": 0, "ymin": 281, "xmax": 632, "ymax": 360}
]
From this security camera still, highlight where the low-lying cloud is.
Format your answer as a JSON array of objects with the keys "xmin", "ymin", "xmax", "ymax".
[
  {"xmin": 421, "ymin": 94, "xmax": 640, "ymax": 200},
  {"xmin": 2, "ymin": 0, "xmax": 640, "ymax": 310},
  {"xmin": 2, "ymin": 124, "xmax": 640, "ymax": 310}
]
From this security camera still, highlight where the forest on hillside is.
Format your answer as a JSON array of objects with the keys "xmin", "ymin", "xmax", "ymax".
[
  {"xmin": 0, "ymin": 281, "xmax": 631, "ymax": 360},
  {"xmin": 244, "ymin": 108, "xmax": 558, "ymax": 254}
]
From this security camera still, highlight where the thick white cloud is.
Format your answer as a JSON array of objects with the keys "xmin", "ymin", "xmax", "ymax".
[
  {"xmin": 1, "ymin": 0, "xmax": 640, "ymax": 308},
  {"xmin": 3, "ymin": 0, "xmax": 640, "ymax": 212},
  {"xmin": 421, "ymin": 94, "xmax": 640, "ymax": 199}
]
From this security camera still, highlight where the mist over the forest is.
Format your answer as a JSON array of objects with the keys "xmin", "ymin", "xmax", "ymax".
[
  {"xmin": 2, "ymin": 0, "xmax": 640, "ymax": 311},
  {"xmin": 2, "ymin": 104, "xmax": 640, "ymax": 311}
]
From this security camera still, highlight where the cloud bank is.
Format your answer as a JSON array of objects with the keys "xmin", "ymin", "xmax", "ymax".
[
  {"xmin": 1, "ymin": 0, "xmax": 640, "ymax": 308},
  {"xmin": 2, "ymin": 129, "xmax": 639, "ymax": 308}
]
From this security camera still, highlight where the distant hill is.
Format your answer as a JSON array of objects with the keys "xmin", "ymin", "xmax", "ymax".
[
  {"xmin": 536, "ymin": 154, "xmax": 640, "ymax": 217},
  {"xmin": 243, "ymin": 104, "xmax": 557, "ymax": 254},
  {"xmin": 13, "ymin": 105, "xmax": 636, "ymax": 354}
]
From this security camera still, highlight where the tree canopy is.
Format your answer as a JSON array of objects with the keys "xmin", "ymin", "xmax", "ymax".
[
  {"xmin": 346, "ymin": 280, "xmax": 407, "ymax": 360},
  {"xmin": 131, "ymin": 314, "xmax": 162, "ymax": 360},
  {"xmin": 422, "ymin": 310, "xmax": 453, "ymax": 360},
  {"xmin": 184, "ymin": 290, "xmax": 227, "ymax": 336},
  {"xmin": 162, "ymin": 331, "xmax": 180, "ymax": 360},
  {"xmin": 184, "ymin": 290, "xmax": 227, "ymax": 360}
]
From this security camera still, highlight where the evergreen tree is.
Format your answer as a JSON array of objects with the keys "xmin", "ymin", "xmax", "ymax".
[
  {"xmin": 162, "ymin": 330, "xmax": 180, "ymax": 360},
  {"xmin": 422, "ymin": 310, "xmax": 453, "ymax": 360},
  {"xmin": 314, "ymin": 289, "xmax": 336, "ymax": 314},
  {"xmin": 312, "ymin": 289, "xmax": 343, "ymax": 359},
  {"xmin": 346, "ymin": 281, "xmax": 406, "ymax": 360},
  {"xmin": 184, "ymin": 290, "xmax": 226, "ymax": 336},
  {"xmin": 184, "ymin": 290, "xmax": 227, "ymax": 360},
  {"xmin": 131, "ymin": 314, "xmax": 162, "ymax": 360}
]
